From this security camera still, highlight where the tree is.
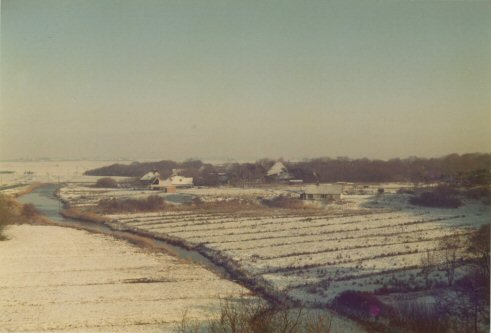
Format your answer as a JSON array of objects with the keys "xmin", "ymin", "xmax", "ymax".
[
  {"xmin": 439, "ymin": 235, "xmax": 463, "ymax": 286},
  {"xmin": 420, "ymin": 250, "xmax": 436, "ymax": 288},
  {"xmin": 455, "ymin": 272, "xmax": 490, "ymax": 333},
  {"xmin": 467, "ymin": 224, "xmax": 490, "ymax": 283}
]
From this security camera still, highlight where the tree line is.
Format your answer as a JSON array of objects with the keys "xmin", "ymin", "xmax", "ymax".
[{"xmin": 84, "ymin": 153, "xmax": 491, "ymax": 186}]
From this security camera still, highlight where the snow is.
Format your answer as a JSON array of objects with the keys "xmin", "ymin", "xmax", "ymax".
[
  {"xmin": 0, "ymin": 225, "xmax": 248, "ymax": 332},
  {"xmin": 0, "ymin": 161, "xmax": 133, "ymax": 195},
  {"xmin": 75, "ymin": 190, "xmax": 489, "ymax": 305}
]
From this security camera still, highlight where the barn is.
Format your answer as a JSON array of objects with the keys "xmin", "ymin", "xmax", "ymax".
[{"xmin": 300, "ymin": 184, "xmax": 343, "ymax": 201}]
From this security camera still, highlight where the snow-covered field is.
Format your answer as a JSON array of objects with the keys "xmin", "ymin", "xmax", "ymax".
[
  {"xmin": 60, "ymin": 187, "xmax": 488, "ymax": 305},
  {"xmin": 3, "ymin": 162, "xmax": 487, "ymax": 316},
  {"xmin": 0, "ymin": 225, "xmax": 248, "ymax": 332}
]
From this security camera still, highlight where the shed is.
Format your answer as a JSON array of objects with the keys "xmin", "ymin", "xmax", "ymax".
[{"xmin": 300, "ymin": 184, "xmax": 343, "ymax": 201}]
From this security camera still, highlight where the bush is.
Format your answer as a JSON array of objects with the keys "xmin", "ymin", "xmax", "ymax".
[
  {"xmin": 21, "ymin": 204, "xmax": 38, "ymax": 218},
  {"xmin": 97, "ymin": 195, "xmax": 166, "ymax": 213},
  {"xmin": 94, "ymin": 177, "xmax": 118, "ymax": 188},
  {"xmin": 182, "ymin": 197, "xmax": 263, "ymax": 212},
  {"xmin": 177, "ymin": 298, "xmax": 333, "ymax": 333},
  {"xmin": 387, "ymin": 299, "xmax": 452, "ymax": 333},
  {"xmin": 464, "ymin": 186, "xmax": 491, "ymax": 200},
  {"xmin": 410, "ymin": 185, "xmax": 462, "ymax": 208},
  {"xmin": 261, "ymin": 196, "xmax": 307, "ymax": 209},
  {"xmin": 332, "ymin": 290, "xmax": 385, "ymax": 319},
  {"xmin": 0, "ymin": 195, "xmax": 14, "ymax": 240},
  {"xmin": 467, "ymin": 224, "xmax": 490, "ymax": 283}
]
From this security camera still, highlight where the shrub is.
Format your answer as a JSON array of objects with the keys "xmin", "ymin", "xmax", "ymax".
[
  {"xmin": 94, "ymin": 177, "xmax": 118, "ymax": 188},
  {"xmin": 261, "ymin": 196, "xmax": 307, "ymax": 209},
  {"xmin": 467, "ymin": 224, "xmax": 490, "ymax": 283},
  {"xmin": 21, "ymin": 204, "xmax": 38, "ymax": 218},
  {"xmin": 387, "ymin": 299, "xmax": 452, "ymax": 333},
  {"xmin": 0, "ymin": 195, "xmax": 14, "ymax": 240},
  {"xmin": 464, "ymin": 186, "xmax": 491, "ymax": 200},
  {"xmin": 332, "ymin": 290, "xmax": 385, "ymax": 319},
  {"xmin": 98, "ymin": 195, "xmax": 166, "ymax": 213},
  {"xmin": 410, "ymin": 185, "xmax": 462, "ymax": 208},
  {"xmin": 177, "ymin": 298, "xmax": 333, "ymax": 333},
  {"xmin": 183, "ymin": 197, "xmax": 262, "ymax": 212}
]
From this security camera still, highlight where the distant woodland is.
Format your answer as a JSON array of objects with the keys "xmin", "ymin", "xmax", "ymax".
[{"xmin": 85, "ymin": 153, "xmax": 491, "ymax": 186}]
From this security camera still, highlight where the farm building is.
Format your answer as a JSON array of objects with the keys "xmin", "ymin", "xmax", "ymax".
[
  {"xmin": 169, "ymin": 175, "xmax": 193, "ymax": 188},
  {"xmin": 149, "ymin": 177, "xmax": 176, "ymax": 192},
  {"xmin": 140, "ymin": 170, "xmax": 160, "ymax": 185},
  {"xmin": 300, "ymin": 184, "xmax": 343, "ymax": 201},
  {"xmin": 266, "ymin": 161, "xmax": 293, "ymax": 181}
]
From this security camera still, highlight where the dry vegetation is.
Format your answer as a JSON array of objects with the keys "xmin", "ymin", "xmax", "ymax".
[
  {"xmin": 97, "ymin": 195, "xmax": 167, "ymax": 213},
  {"xmin": 60, "ymin": 207, "xmax": 109, "ymax": 223},
  {"xmin": 177, "ymin": 298, "xmax": 334, "ymax": 333},
  {"xmin": 261, "ymin": 196, "xmax": 313, "ymax": 210},
  {"xmin": 0, "ymin": 193, "xmax": 45, "ymax": 240},
  {"xmin": 94, "ymin": 177, "xmax": 118, "ymax": 188},
  {"xmin": 410, "ymin": 185, "xmax": 462, "ymax": 208}
]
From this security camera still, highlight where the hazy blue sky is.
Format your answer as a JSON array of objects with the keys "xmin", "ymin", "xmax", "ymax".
[{"xmin": 1, "ymin": 0, "xmax": 490, "ymax": 161}]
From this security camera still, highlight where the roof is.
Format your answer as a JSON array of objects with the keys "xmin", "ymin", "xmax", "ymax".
[
  {"xmin": 152, "ymin": 177, "xmax": 173, "ymax": 186},
  {"xmin": 303, "ymin": 184, "xmax": 343, "ymax": 195},
  {"xmin": 267, "ymin": 161, "xmax": 288, "ymax": 176},
  {"xmin": 169, "ymin": 175, "xmax": 193, "ymax": 185},
  {"xmin": 140, "ymin": 171, "xmax": 160, "ymax": 181}
]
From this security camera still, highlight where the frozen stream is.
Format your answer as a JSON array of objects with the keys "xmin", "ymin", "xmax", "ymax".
[{"xmin": 18, "ymin": 184, "xmax": 229, "ymax": 277}]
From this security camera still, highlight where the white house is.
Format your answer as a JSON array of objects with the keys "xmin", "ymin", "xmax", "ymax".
[
  {"xmin": 266, "ymin": 161, "xmax": 293, "ymax": 181},
  {"xmin": 149, "ymin": 177, "xmax": 176, "ymax": 192},
  {"xmin": 168, "ymin": 175, "xmax": 193, "ymax": 188}
]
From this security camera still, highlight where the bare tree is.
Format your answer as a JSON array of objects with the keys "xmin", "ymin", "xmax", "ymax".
[
  {"xmin": 467, "ymin": 224, "xmax": 490, "ymax": 283},
  {"xmin": 420, "ymin": 250, "xmax": 436, "ymax": 288},
  {"xmin": 438, "ymin": 234, "xmax": 463, "ymax": 287},
  {"xmin": 177, "ymin": 297, "xmax": 333, "ymax": 333}
]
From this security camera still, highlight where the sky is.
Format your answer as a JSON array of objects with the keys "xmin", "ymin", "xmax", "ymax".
[{"xmin": 1, "ymin": 0, "xmax": 490, "ymax": 161}]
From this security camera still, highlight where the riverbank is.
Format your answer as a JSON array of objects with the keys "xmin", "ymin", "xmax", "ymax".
[{"xmin": 0, "ymin": 224, "xmax": 249, "ymax": 332}]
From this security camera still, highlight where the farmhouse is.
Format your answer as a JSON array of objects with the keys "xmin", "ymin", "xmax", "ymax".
[
  {"xmin": 300, "ymin": 184, "xmax": 343, "ymax": 201},
  {"xmin": 266, "ymin": 161, "xmax": 293, "ymax": 181},
  {"xmin": 149, "ymin": 177, "xmax": 176, "ymax": 192},
  {"xmin": 140, "ymin": 170, "xmax": 160, "ymax": 185},
  {"xmin": 169, "ymin": 175, "xmax": 193, "ymax": 188}
]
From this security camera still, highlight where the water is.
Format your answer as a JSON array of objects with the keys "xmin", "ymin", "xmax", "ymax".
[{"xmin": 18, "ymin": 184, "xmax": 228, "ymax": 276}]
